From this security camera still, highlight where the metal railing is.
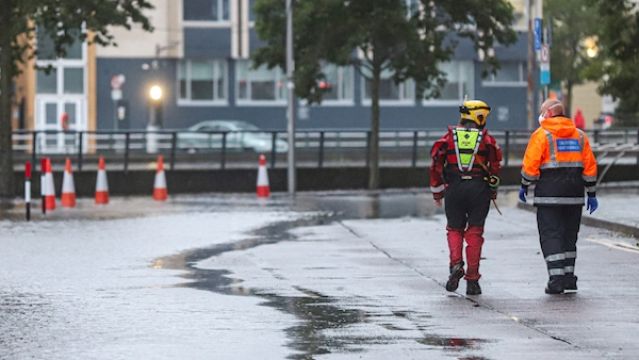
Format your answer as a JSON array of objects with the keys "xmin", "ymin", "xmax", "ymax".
[{"xmin": 11, "ymin": 128, "xmax": 639, "ymax": 171}]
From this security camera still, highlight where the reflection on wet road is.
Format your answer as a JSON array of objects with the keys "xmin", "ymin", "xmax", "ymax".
[
  {"xmin": 0, "ymin": 191, "xmax": 636, "ymax": 359},
  {"xmin": 153, "ymin": 192, "xmax": 497, "ymax": 359}
]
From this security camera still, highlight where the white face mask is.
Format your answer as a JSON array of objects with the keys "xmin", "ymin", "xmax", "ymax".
[{"xmin": 538, "ymin": 112, "xmax": 546, "ymax": 123}]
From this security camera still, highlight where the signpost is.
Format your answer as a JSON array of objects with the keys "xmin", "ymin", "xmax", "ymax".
[
  {"xmin": 540, "ymin": 44, "xmax": 551, "ymax": 88},
  {"xmin": 110, "ymin": 74, "xmax": 126, "ymax": 130},
  {"xmin": 534, "ymin": 18, "xmax": 543, "ymax": 51}
]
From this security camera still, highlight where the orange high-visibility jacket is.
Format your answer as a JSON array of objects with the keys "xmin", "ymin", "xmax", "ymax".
[{"xmin": 521, "ymin": 116, "xmax": 597, "ymax": 206}]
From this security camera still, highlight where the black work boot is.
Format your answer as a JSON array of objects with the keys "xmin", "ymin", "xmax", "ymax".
[
  {"xmin": 466, "ymin": 280, "xmax": 482, "ymax": 295},
  {"xmin": 545, "ymin": 276, "xmax": 565, "ymax": 294},
  {"xmin": 564, "ymin": 274, "xmax": 578, "ymax": 291},
  {"xmin": 445, "ymin": 262, "xmax": 465, "ymax": 292}
]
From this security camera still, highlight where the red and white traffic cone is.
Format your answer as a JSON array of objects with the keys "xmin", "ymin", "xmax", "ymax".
[
  {"xmin": 95, "ymin": 156, "xmax": 109, "ymax": 205},
  {"xmin": 153, "ymin": 155, "xmax": 168, "ymax": 201},
  {"xmin": 44, "ymin": 158, "xmax": 56, "ymax": 211},
  {"xmin": 256, "ymin": 154, "xmax": 270, "ymax": 198},
  {"xmin": 61, "ymin": 158, "xmax": 76, "ymax": 208}
]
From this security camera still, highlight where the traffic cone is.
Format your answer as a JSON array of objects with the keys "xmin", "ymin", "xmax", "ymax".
[
  {"xmin": 95, "ymin": 156, "xmax": 109, "ymax": 205},
  {"xmin": 44, "ymin": 158, "xmax": 56, "ymax": 211},
  {"xmin": 153, "ymin": 155, "xmax": 168, "ymax": 201},
  {"xmin": 256, "ymin": 154, "xmax": 270, "ymax": 198},
  {"xmin": 61, "ymin": 158, "xmax": 76, "ymax": 208}
]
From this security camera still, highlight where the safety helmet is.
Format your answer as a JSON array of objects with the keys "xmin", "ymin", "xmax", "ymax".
[{"xmin": 459, "ymin": 100, "xmax": 491, "ymax": 128}]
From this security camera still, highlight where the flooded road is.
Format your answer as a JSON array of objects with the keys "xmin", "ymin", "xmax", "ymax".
[{"xmin": 0, "ymin": 192, "xmax": 637, "ymax": 359}]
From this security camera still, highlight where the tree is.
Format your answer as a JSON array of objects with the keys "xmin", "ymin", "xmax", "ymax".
[
  {"xmin": 588, "ymin": 0, "xmax": 639, "ymax": 125},
  {"xmin": 253, "ymin": 0, "xmax": 516, "ymax": 189},
  {"xmin": 0, "ymin": 0, "xmax": 153, "ymax": 198},
  {"xmin": 544, "ymin": 0, "xmax": 598, "ymax": 117}
]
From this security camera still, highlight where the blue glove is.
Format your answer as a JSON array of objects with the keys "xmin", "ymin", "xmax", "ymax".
[
  {"xmin": 518, "ymin": 186, "xmax": 528, "ymax": 203},
  {"xmin": 587, "ymin": 196, "xmax": 598, "ymax": 214}
]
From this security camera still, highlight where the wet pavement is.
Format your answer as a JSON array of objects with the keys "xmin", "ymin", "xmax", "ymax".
[{"xmin": 0, "ymin": 191, "xmax": 638, "ymax": 359}]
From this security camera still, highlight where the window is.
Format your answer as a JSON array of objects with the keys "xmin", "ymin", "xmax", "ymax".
[
  {"xmin": 37, "ymin": 69, "xmax": 57, "ymax": 94},
  {"xmin": 63, "ymin": 68, "xmax": 84, "ymax": 94},
  {"xmin": 36, "ymin": 67, "xmax": 84, "ymax": 95},
  {"xmin": 482, "ymin": 61, "xmax": 525, "ymax": 86},
  {"xmin": 183, "ymin": 0, "xmax": 230, "ymax": 22},
  {"xmin": 178, "ymin": 60, "xmax": 227, "ymax": 103},
  {"xmin": 236, "ymin": 61, "xmax": 287, "ymax": 103},
  {"xmin": 249, "ymin": 0, "xmax": 256, "ymax": 22},
  {"xmin": 425, "ymin": 61, "xmax": 474, "ymax": 103},
  {"xmin": 320, "ymin": 65, "xmax": 354, "ymax": 103},
  {"xmin": 37, "ymin": 29, "xmax": 82, "ymax": 60},
  {"xmin": 362, "ymin": 68, "xmax": 415, "ymax": 104}
]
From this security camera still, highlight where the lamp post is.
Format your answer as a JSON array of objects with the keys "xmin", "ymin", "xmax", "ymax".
[
  {"xmin": 286, "ymin": 0, "xmax": 296, "ymax": 195},
  {"xmin": 146, "ymin": 84, "xmax": 163, "ymax": 154}
]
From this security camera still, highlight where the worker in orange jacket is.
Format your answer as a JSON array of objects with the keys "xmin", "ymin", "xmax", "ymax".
[
  {"xmin": 519, "ymin": 99, "xmax": 598, "ymax": 294},
  {"xmin": 430, "ymin": 100, "xmax": 502, "ymax": 296}
]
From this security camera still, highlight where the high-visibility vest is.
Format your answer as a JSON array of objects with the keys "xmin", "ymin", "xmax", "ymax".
[{"xmin": 521, "ymin": 116, "xmax": 598, "ymax": 205}]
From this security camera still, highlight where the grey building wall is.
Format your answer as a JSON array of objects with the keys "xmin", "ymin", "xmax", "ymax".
[{"xmin": 96, "ymin": 32, "xmax": 531, "ymax": 131}]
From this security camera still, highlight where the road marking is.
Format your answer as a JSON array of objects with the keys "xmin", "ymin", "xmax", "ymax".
[
  {"xmin": 336, "ymin": 219, "xmax": 579, "ymax": 349},
  {"xmin": 586, "ymin": 237, "xmax": 639, "ymax": 254}
]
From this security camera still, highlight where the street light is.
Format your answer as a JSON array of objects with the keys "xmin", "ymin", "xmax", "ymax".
[
  {"xmin": 584, "ymin": 36, "xmax": 599, "ymax": 58},
  {"xmin": 147, "ymin": 83, "xmax": 164, "ymax": 153},
  {"xmin": 149, "ymin": 84, "xmax": 163, "ymax": 102}
]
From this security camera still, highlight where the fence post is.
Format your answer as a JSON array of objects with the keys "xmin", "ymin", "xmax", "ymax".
[
  {"xmin": 221, "ymin": 132, "xmax": 227, "ymax": 169},
  {"xmin": 124, "ymin": 132, "xmax": 131, "ymax": 175},
  {"xmin": 270, "ymin": 132, "xmax": 277, "ymax": 168},
  {"xmin": 318, "ymin": 131, "xmax": 325, "ymax": 168},
  {"xmin": 636, "ymin": 129, "xmax": 639, "ymax": 166},
  {"xmin": 170, "ymin": 132, "xmax": 177, "ymax": 171},
  {"xmin": 504, "ymin": 130, "xmax": 510, "ymax": 166},
  {"xmin": 77, "ymin": 132, "xmax": 84, "ymax": 171},
  {"xmin": 31, "ymin": 131, "xmax": 37, "ymax": 171},
  {"xmin": 411, "ymin": 131, "xmax": 418, "ymax": 168}
]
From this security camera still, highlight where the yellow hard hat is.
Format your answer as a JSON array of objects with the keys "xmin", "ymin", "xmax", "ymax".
[{"xmin": 459, "ymin": 100, "xmax": 491, "ymax": 127}]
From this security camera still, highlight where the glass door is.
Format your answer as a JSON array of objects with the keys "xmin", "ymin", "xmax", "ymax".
[
  {"xmin": 34, "ymin": 30, "xmax": 87, "ymax": 154},
  {"xmin": 36, "ymin": 98, "xmax": 84, "ymax": 153}
]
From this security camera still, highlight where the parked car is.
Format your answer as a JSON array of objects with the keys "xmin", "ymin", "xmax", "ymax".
[{"xmin": 179, "ymin": 120, "xmax": 288, "ymax": 153}]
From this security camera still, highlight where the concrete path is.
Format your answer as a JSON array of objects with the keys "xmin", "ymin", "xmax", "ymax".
[{"xmin": 0, "ymin": 191, "xmax": 637, "ymax": 359}]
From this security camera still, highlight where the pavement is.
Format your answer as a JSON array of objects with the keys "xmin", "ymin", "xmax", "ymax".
[{"xmin": 0, "ymin": 190, "xmax": 638, "ymax": 359}]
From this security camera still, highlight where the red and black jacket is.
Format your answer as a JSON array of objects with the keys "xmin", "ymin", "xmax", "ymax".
[{"xmin": 429, "ymin": 126, "xmax": 502, "ymax": 199}]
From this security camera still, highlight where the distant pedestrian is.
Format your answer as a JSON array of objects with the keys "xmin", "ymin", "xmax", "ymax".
[
  {"xmin": 430, "ymin": 100, "xmax": 502, "ymax": 295},
  {"xmin": 519, "ymin": 99, "xmax": 598, "ymax": 294},
  {"xmin": 573, "ymin": 108, "xmax": 585, "ymax": 130}
]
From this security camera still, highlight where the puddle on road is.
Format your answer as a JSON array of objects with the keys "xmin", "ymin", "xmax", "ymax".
[
  {"xmin": 293, "ymin": 191, "xmax": 440, "ymax": 220},
  {"xmin": 153, "ymin": 192, "xmax": 490, "ymax": 358},
  {"xmin": 417, "ymin": 335, "xmax": 488, "ymax": 348}
]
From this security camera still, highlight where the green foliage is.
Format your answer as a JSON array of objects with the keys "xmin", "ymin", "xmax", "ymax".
[
  {"xmin": 3, "ymin": 0, "xmax": 153, "ymax": 70},
  {"xmin": 544, "ymin": 0, "xmax": 598, "ymax": 90},
  {"xmin": 253, "ymin": 0, "xmax": 517, "ymax": 104},
  {"xmin": 0, "ymin": 0, "xmax": 154, "ymax": 197},
  {"xmin": 589, "ymin": 0, "xmax": 639, "ymax": 121}
]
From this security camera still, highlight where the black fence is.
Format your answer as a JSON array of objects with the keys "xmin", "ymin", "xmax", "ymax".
[{"xmin": 11, "ymin": 128, "xmax": 639, "ymax": 171}]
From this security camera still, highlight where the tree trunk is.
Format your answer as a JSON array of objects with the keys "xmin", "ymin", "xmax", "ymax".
[
  {"xmin": 0, "ymin": 20, "xmax": 15, "ymax": 199},
  {"xmin": 368, "ymin": 60, "xmax": 381, "ymax": 190},
  {"xmin": 565, "ymin": 80, "xmax": 573, "ymax": 119}
]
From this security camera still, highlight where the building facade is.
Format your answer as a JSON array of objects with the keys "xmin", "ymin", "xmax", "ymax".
[{"xmin": 15, "ymin": 0, "xmax": 533, "ymax": 145}]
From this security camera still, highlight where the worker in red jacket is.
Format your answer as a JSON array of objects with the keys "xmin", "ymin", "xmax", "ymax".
[{"xmin": 430, "ymin": 100, "xmax": 502, "ymax": 295}]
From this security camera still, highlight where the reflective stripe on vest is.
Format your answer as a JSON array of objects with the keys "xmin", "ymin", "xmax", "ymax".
[{"xmin": 452, "ymin": 128, "xmax": 483, "ymax": 172}]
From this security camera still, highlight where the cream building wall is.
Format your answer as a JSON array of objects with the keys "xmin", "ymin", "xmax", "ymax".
[
  {"xmin": 571, "ymin": 82, "xmax": 602, "ymax": 129},
  {"xmin": 96, "ymin": 0, "xmax": 182, "ymax": 59}
]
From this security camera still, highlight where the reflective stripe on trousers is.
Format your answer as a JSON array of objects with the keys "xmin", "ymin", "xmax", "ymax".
[
  {"xmin": 546, "ymin": 252, "xmax": 566, "ymax": 277},
  {"xmin": 533, "ymin": 197, "xmax": 585, "ymax": 205},
  {"xmin": 564, "ymin": 251, "xmax": 577, "ymax": 274}
]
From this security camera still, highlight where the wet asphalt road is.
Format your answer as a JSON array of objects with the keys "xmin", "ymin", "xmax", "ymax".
[{"xmin": 0, "ymin": 191, "xmax": 638, "ymax": 359}]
